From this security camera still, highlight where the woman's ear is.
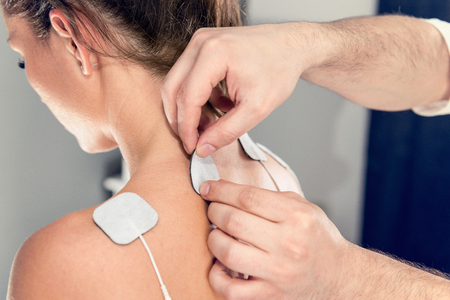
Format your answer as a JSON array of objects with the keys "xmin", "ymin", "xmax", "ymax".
[{"xmin": 49, "ymin": 9, "xmax": 94, "ymax": 75}]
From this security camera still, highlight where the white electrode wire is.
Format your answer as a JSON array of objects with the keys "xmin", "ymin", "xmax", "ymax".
[{"xmin": 138, "ymin": 234, "xmax": 172, "ymax": 300}]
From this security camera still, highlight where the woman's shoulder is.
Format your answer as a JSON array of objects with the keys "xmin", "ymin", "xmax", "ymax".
[
  {"xmin": 8, "ymin": 189, "xmax": 218, "ymax": 300},
  {"xmin": 8, "ymin": 207, "xmax": 101, "ymax": 299},
  {"xmin": 7, "ymin": 206, "xmax": 161, "ymax": 299}
]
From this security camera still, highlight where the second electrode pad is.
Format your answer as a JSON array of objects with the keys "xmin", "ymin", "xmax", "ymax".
[
  {"xmin": 190, "ymin": 149, "xmax": 221, "ymax": 195},
  {"xmin": 238, "ymin": 133, "xmax": 267, "ymax": 162},
  {"xmin": 93, "ymin": 192, "xmax": 158, "ymax": 245}
]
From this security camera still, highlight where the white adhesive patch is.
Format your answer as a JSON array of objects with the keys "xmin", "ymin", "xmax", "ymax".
[
  {"xmin": 190, "ymin": 149, "xmax": 221, "ymax": 195},
  {"xmin": 190, "ymin": 138, "xmax": 256, "ymax": 281},
  {"xmin": 256, "ymin": 143, "xmax": 289, "ymax": 168},
  {"xmin": 93, "ymin": 192, "xmax": 158, "ymax": 245},
  {"xmin": 238, "ymin": 133, "xmax": 267, "ymax": 161}
]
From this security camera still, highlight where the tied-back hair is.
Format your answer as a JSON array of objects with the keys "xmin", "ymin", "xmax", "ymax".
[{"xmin": 2, "ymin": 0, "xmax": 242, "ymax": 77}]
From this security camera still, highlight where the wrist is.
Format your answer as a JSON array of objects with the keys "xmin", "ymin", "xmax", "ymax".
[
  {"xmin": 331, "ymin": 242, "xmax": 367, "ymax": 299},
  {"xmin": 271, "ymin": 22, "xmax": 321, "ymax": 76},
  {"xmin": 336, "ymin": 244, "xmax": 450, "ymax": 299},
  {"xmin": 286, "ymin": 21, "xmax": 341, "ymax": 79}
]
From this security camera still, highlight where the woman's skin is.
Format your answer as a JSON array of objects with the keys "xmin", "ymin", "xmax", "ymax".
[{"xmin": 4, "ymin": 10, "xmax": 301, "ymax": 300}]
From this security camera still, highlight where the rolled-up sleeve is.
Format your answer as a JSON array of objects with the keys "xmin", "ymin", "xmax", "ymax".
[{"xmin": 412, "ymin": 18, "xmax": 450, "ymax": 117}]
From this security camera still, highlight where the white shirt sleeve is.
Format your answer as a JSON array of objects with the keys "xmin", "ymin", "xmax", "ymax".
[{"xmin": 412, "ymin": 18, "xmax": 450, "ymax": 117}]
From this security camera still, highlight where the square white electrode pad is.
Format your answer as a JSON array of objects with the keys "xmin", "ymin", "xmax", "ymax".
[{"xmin": 93, "ymin": 192, "xmax": 158, "ymax": 245}]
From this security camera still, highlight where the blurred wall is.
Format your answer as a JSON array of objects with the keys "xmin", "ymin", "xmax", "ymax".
[
  {"xmin": 247, "ymin": 0, "xmax": 376, "ymax": 244},
  {"xmin": 0, "ymin": 18, "xmax": 121, "ymax": 296}
]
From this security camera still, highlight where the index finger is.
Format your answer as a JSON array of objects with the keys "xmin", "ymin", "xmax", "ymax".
[
  {"xmin": 200, "ymin": 180, "xmax": 296, "ymax": 222},
  {"xmin": 176, "ymin": 49, "xmax": 228, "ymax": 154},
  {"xmin": 161, "ymin": 42, "xmax": 199, "ymax": 136}
]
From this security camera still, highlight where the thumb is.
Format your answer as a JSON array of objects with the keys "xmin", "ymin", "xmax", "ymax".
[{"xmin": 196, "ymin": 104, "xmax": 256, "ymax": 157}]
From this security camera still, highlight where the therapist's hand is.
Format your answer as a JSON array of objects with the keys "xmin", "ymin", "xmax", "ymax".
[
  {"xmin": 161, "ymin": 23, "xmax": 309, "ymax": 157},
  {"xmin": 200, "ymin": 180, "xmax": 353, "ymax": 299},
  {"xmin": 201, "ymin": 180, "xmax": 450, "ymax": 299},
  {"xmin": 162, "ymin": 16, "xmax": 450, "ymax": 158}
]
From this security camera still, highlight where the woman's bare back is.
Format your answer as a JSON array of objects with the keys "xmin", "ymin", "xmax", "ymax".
[{"xmin": 8, "ymin": 138, "xmax": 301, "ymax": 300}]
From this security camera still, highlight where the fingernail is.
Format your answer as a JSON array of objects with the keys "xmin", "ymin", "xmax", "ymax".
[
  {"xmin": 198, "ymin": 144, "xmax": 216, "ymax": 157},
  {"xmin": 183, "ymin": 143, "xmax": 192, "ymax": 154},
  {"xmin": 200, "ymin": 182, "xmax": 210, "ymax": 196}
]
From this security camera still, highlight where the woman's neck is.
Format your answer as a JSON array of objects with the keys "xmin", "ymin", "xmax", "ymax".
[
  {"xmin": 98, "ymin": 59, "xmax": 247, "ymax": 189},
  {"xmin": 101, "ymin": 59, "xmax": 189, "ymax": 176}
]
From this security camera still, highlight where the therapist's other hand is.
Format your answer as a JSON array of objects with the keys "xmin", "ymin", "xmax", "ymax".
[
  {"xmin": 161, "ymin": 24, "xmax": 306, "ymax": 157},
  {"xmin": 200, "ymin": 180, "xmax": 353, "ymax": 300}
]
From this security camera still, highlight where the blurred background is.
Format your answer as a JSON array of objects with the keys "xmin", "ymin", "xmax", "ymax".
[{"xmin": 1, "ymin": 0, "xmax": 450, "ymax": 296}]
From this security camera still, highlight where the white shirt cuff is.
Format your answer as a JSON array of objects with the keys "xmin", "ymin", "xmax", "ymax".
[
  {"xmin": 412, "ymin": 19, "xmax": 450, "ymax": 117},
  {"xmin": 412, "ymin": 99, "xmax": 450, "ymax": 116}
]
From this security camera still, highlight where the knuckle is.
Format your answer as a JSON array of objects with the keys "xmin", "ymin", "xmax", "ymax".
[
  {"xmin": 201, "ymin": 36, "xmax": 222, "ymax": 52},
  {"xmin": 221, "ymin": 245, "xmax": 241, "ymax": 267},
  {"xmin": 245, "ymin": 99, "xmax": 269, "ymax": 118},
  {"xmin": 216, "ymin": 127, "xmax": 239, "ymax": 144},
  {"xmin": 207, "ymin": 180, "xmax": 227, "ymax": 200},
  {"xmin": 222, "ymin": 211, "xmax": 244, "ymax": 235},
  {"xmin": 237, "ymin": 187, "xmax": 258, "ymax": 210},
  {"xmin": 280, "ymin": 234, "xmax": 309, "ymax": 262},
  {"xmin": 176, "ymin": 87, "xmax": 204, "ymax": 111},
  {"xmin": 251, "ymin": 102, "xmax": 266, "ymax": 115},
  {"xmin": 309, "ymin": 201, "xmax": 323, "ymax": 213},
  {"xmin": 190, "ymin": 30, "xmax": 222, "ymax": 54},
  {"xmin": 284, "ymin": 191, "xmax": 302, "ymax": 200},
  {"xmin": 192, "ymin": 27, "xmax": 212, "ymax": 40},
  {"xmin": 290, "ymin": 203, "xmax": 317, "ymax": 228},
  {"xmin": 269, "ymin": 258, "xmax": 299, "ymax": 285},
  {"xmin": 190, "ymin": 30, "xmax": 207, "ymax": 48},
  {"xmin": 299, "ymin": 211, "xmax": 315, "ymax": 230}
]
